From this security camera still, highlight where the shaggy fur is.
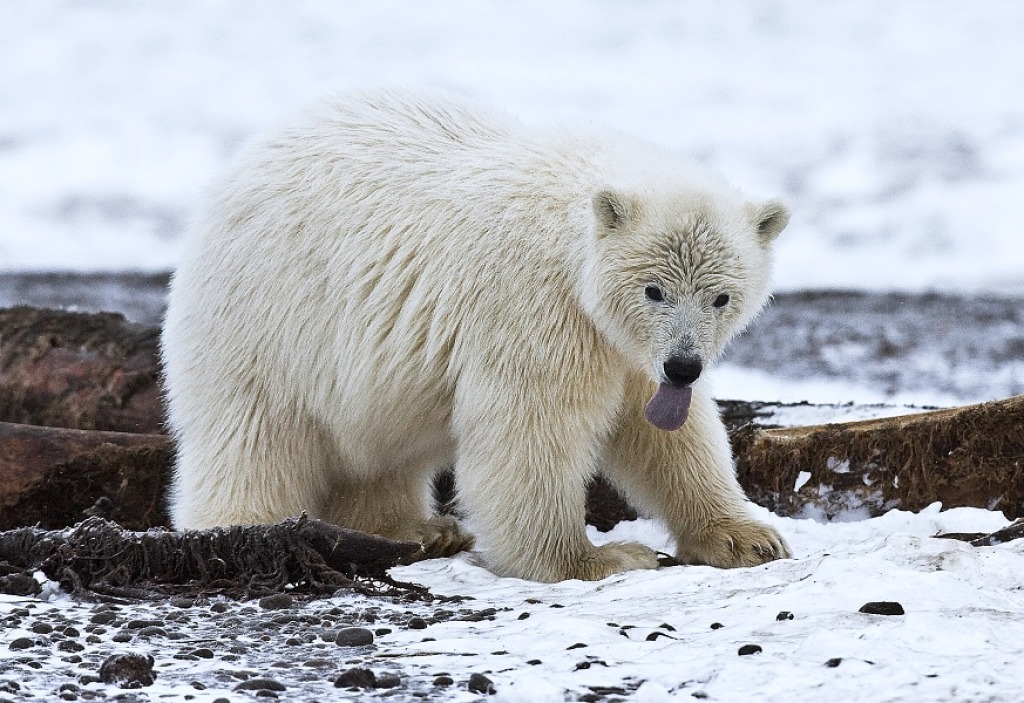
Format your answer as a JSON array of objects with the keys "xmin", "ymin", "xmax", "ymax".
[{"xmin": 162, "ymin": 90, "xmax": 791, "ymax": 582}]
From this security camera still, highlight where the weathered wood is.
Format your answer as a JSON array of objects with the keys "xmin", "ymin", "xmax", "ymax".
[
  {"xmin": 0, "ymin": 515, "xmax": 423, "ymax": 600},
  {"xmin": 0, "ymin": 421, "xmax": 171, "ymax": 531},
  {"xmin": 0, "ymin": 306, "xmax": 164, "ymax": 433},
  {"xmin": 733, "ymin": 395, "xmax": 1024, "ymax": 520}
]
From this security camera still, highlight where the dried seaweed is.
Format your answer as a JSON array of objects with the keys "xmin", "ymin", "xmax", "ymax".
[{"xmin": 0, "ymin": 515, "xmax": 426, "ymax": 601}]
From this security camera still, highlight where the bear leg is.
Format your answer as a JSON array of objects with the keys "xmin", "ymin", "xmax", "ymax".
[
  {"xmin": 169, "ymin": 404, "xmax": 333, "ymax": 529},
  {"xmin": 603, "ymin": 378, "xmax": 791, "ymax": 568},
  {"xmin": 453, "ymin": 385, "xmax": 658, "ymax": 582}
]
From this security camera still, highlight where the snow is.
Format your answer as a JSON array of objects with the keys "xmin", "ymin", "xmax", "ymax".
[
  {"xmin": 2, "ymin": 3, "xmax": 1023, "ymax": 701},
  {"xmin": 2, "ymin": 2, "xmax": 1024, "ymax": 293},
  {"xmin": 387, "ymin": 507, "xmax": 1024, "ymax": 702}
]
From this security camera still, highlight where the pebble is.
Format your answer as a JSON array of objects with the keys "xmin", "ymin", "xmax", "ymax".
[
  {"xmin": 776, "ymin": 611, "xmax": 794, "ymax": 621},
  {"xmin": 98, "ymin": 653, "xmax": 156, "ymax": 688},
  {"xmin": 376, "ymin": 672, "xmax": 401, "ymax": 688},
  {"xmin": 335, "ymin": 627, "xmax": 374, "ymax": 647},
  {"xmin": 259, "ymin": 594, "xmax": 294, "ymax": 610},
  {"xmin": 710, "ymin": 622, "xmax": 724, "ymax": 630},
  {"xmin": 859, "ymin": 601, "xmax": 905, "ymax": 616},
  {"xmin": 124, "ymin": 619, "xmax": 163, "ymax": 630},
  {"xmin": 89, "ymin": 612, "xmax": 117, "ymax": 625},
  {"xmin": 8, "ymin": 638, "xmax": 35, "ymax": 651},
  {"xmin": 234, "ymin": 678, "xmax": 287, "ymax": 692},
  {"xmin": 738, "ymin": 644, "xmax": 763, "ymax": 656},
  {"xmin": 334, "ymin": 668, "xmax": 376, "ymax": 689},
  {"xmin": 468, "ymin": 673, "xmax": 496, "ymax": 694},
  {"xmin": 825, "ymin": 657, "xmax": 843, "ymax": 668}
]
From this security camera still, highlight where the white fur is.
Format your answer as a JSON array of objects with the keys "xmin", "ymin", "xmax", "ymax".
[{"xmin": 162, "ymin": 89, "xmax": 791, "ymax": 582}]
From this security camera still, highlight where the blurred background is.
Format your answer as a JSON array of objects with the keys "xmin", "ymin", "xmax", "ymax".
[{"xmin": 1, "ymin": 1, "xmax": 1022, "ymax": 403}]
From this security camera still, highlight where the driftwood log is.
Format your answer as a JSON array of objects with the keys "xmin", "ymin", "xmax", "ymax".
[
  {"xmin": 733, "ymin": 395, "xmax": 1024, "ymax": 520},
  {"xmin": 0, "ymin": 515, "xmax": 423, "ymax": 600},
  {"xmin": 0, "ymin": 306, "xmax": 163, "ymax": 433}
]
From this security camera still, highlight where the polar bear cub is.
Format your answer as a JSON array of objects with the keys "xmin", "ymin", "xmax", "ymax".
[{"xmin": 162, "ymin": 89, "xmax": 792, "ymax": 582}]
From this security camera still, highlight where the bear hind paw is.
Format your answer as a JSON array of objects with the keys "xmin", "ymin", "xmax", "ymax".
[
  {"xmin": 415, "ymin": 515, "xmax": 476, "ymax": 560},
  {"xmin": 569, "ymin": 541, "xmax": 660, "ymax": 581}
]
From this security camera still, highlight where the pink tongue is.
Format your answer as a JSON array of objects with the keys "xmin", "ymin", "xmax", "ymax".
[{"xmin": 644, "ymin": 383, "xmax": 693, "ymax": 431}]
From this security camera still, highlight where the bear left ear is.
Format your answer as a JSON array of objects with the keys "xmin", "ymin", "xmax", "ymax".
[
  {"xmin": 747, "ymin": 199, "xmax": 791, "ymax": 245},
  {"xmin": 593, "ymin": 190, "xmax": 637, "ymax": 236}
]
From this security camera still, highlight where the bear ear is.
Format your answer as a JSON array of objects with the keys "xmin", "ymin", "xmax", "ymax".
[
  {"xmin": 593, "ymin": 190, "xmax": 637, "ymax": 236},
  {"xmin": 747, "ymin": 199, "xmax": 791, "ymax": 245}
]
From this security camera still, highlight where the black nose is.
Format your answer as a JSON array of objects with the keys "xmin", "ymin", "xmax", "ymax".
[{"xmin": 663, "ymin": 357, "xmax": 702, "ymax": 387}]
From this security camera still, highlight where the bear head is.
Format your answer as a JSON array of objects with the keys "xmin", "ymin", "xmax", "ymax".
[{"xmin": 580, "ymin": 180, "xmax": 789, "ymax": 431}]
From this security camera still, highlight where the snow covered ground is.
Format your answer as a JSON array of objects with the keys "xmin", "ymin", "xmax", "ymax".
[
  {"xmin": 2, "ymin": 506, "xmax": 1021, "ymax": 702},
  {"xmin": 2, "ymin": 4, "xmax": 1023, "ymax": 701}
]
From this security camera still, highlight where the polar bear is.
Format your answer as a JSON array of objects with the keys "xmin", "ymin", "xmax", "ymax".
[{"xmin": 162, "ymin": 90, "xmax": 792, "ymax": 582}]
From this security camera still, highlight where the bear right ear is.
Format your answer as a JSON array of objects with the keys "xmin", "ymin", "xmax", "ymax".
[{"xmin": 593, "ymin": 190, "xmax": 636, "ymax": 236}]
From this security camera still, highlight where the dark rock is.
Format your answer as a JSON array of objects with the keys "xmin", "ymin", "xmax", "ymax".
[
  {"xmin": 8, "ymin": 638, "xmax": 35, "ymax": 651},
  {"xmin": 376, "ymin": 672, "xmax": 401, "ymax": 688},
  {"xmin": 188, "ymin": 648, "xmax": 214, "ymax": 659},
  {"xmin": 526, "ymin": 659, "xmax": 542, "ymax": 665},
  {"xmin": 98, "ymin": 653, "xmax": 156, "ymax": 688},
  {"xmin": 738, "ymin": 644, "xmax": 763, "ymax": 656},
  {"xmin": 710, "ymin": 622, "xmax": 724, "ymax": 630},
  {"xmin": 233, "ymin": 678, "xmax": 286, "ymax": 692},
  {"xmin": 468, "ymin": 673, "xmax": 496, "ymax": 695},
  {"xmin": 567, "ymin": 642, "xmax": 587, "ymax": 650},
  {"xmin": 30, "ymin": 623, "xmax": 53, "ymax": 634},
  {"xmin": 433, "ymin": 675, "xmax": 454, "ymax": 687},
  {"xmin": 825, "ymin": 658, "xmax": 843, "ymax": 668},
  {"xmin": 645, "ymin": 632, "xmax": 675, "ymax": 641},
  {"xmin": 90, "ymin": 612, "xmax": 117, "ymax": 625},
  {"xmin": 0, "ymin": 573, "xmax": 41, "ymax": 596},
  {"xmin": 334, "ymin": 668, "xmax": 376, "ymax": 689},
  {"xmin": 124, "ymin": 619, "xmax": 163, "ymax": 630},
  {"xmin": 407, "ymin": 617, "xmax": 428, "ymax": 629},
  {"xmin": 335, "ymin": 627, "xmax": 374, "ymax": 647},
  {"xmin": 859, "ymin": 601, "xmax": 905, "ymax": 615},
  {"xmin": 517, "ymin": 612, "xmax": 530, "ymax": 620},
  {"xmin": 776, "ymin": 611, "xmax": 794, "ymax": 621},
  {"xmin": 259, "ymin": 594, "xmax": 294, "ymax": 610},
  {"xmin": 136, "ymin": 626, "xmax": 167, "ymax": 638}
]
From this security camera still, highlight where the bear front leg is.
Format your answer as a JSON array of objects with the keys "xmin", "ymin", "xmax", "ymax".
[
  {"xmin": 453, "ymin": 378, "xmax": 658, "ymax": 582},
  {"xmin": 603, "ymin": 378, "xmax": 791, "ymax": 568}
]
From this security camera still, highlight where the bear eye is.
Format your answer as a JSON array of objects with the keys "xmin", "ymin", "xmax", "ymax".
[
  {"xmin": 713, "ymin": 293, "xmax": 730, "ymax": 308},
  {"xmin": 644, "ymin": 285, "xmax": 665, "ymax": 303}
]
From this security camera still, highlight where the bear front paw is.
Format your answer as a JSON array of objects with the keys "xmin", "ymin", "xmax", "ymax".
[
  {"xmin": 677, "ymin": 519, "xmax": 791, "ymax": 568},
  {"xmin": 570, "ymin": 541, "xmax": 660, "ymax": 581}
]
